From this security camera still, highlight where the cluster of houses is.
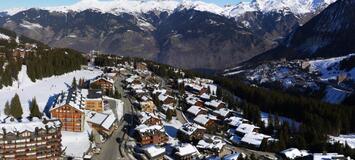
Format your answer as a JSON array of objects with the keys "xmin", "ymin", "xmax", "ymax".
[{"xmin": 117, "ymin": 62, "xmax": 244, "ymax": 159}]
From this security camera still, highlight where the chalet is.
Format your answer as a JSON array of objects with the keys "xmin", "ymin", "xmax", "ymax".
[
  {"xmin": 50, "ymin": 89, "xmax": 86, "ymax": 132},
  {"xmin": 84, "ymin": 89, "xmax": 104, "ymax": 112},
  {"xmin": 90, "ymin": 75, "xmax": 114, "ymax": 93},
  {"xmin": 0, "ymin": 117, "xmax": 62, "ymax": 160},
  {"xmin": 174, "ymin": 143, "xmax": 200, "ymax": 160},
  {"xmin": 240, "ymin": 132, "xmax": 270, "ymax": 149},
  {"xmin": 125, "ymin": 75, "xmax": 141, "ymax": 85},
  {"xmin": 196, "ymin": 136, "xmax": 226, "ymax": 156},
  {"xmin": 135, "ymin": 124, "xmax": 169, "ymax": 145},
  {"xmin": 225, "ymin": 116, "xmax": 249, "ymax": 128},
  {"xmin": 235, "ymin": 123, "xmax": 260, "ymax": 136},
  {"xmin": 212, "ymin": 108, "xmax": 231, "ymax": 120},
  {"xmin": 193, "ymin": 114, "xmax": 217, "ymax": 130},
  {"xmin": 87, "ymin": 112, "xmax": 117, "ymax": 136},
  {"xmin": 205, "ymin": 100, "xmax": 225, "ymax": 110},
  {"xmin": 142, "ymin": 145, "xmax": 166, "ymax": 160},
  {"xmin": 138, "ymin": 112, "xmax": 162, "ymax": 126},
  {"xmin": 280, "ymin": 148, "xmax": 309, "ymax": 159},
  {"xmin": 177, "ymin": 123, "xmax": 206, "ymax": 143},
  {"xmin": 158, "ymin": 93, "xmax": 176, "ymax": 105},
  {"xmin": 187, "ymin": 106, "xmax": 208, "ymax": 117},
  {"xmin": 140, "ymin": 101, "xmax": 156, "ymax": 113},
  {"xmin": 135, "ymin": 62, "xmax": 148, "ymax": 71},
  {"xmin": 185, "ymin": 83, "xmax": 209, "ymax": 95},
  {"xmin": 186, "ymin": 96, "xmax": 204, "ymax": 107}
]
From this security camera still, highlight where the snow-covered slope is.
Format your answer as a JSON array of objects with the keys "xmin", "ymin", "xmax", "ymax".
[
  {"xmin": 309, "ymin": 53, "xmax": 355, "ymax": 81},
  {"xmin": 224, "ymin": 0, "xmax": 337, "ymax": 18},
  {"xmin": 1, "ymin": 0, "xmax": 336, "ymax": 17},
  {"xmin": 0, "ymin": 33, "xmax": 10, "ymax": 40},
  {"xmin": 0, "ymin": 66, "xmax": 102, "ymax": 117}
]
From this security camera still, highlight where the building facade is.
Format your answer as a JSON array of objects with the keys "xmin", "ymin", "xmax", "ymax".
[
  {"xmin": 50, "ymin": 89, "xmax": 85, "ymax": 132},
  {"xmin": 0, "ymin": 117, "xmax": 62, "ymax": 160}
]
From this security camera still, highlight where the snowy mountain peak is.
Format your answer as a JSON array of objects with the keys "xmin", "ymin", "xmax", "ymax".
[
  {"xmin": 225, "ymin": 0, "xmax": 337, "ymax": 18},
  {"xmin": 1, "ymin": 0, "xmax": 337, "ymax": 17}
]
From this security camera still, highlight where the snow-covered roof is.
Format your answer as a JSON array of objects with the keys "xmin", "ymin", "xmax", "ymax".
[
  {"xmin": 236, "ymin": 123, "xmax": 259, "ymax": 135},
  {"xmin": 125, "ymin": 75, "xmax": 140, "ymax": 83},
  {"xmin": 142, "ymin": 144, "xmax": 166, "ymax": 158},
  {"xmin": 205, "ymin": 100, "xmax": 225, "ymax": 108},
  {"xmin": 87, "ymin": 111, "xmax": 117, "ymax": 130},
  {"xmin": 225, "ymin": 116, "xmax": 248, "ymax": 127},
  {"xmin": 240, "ymin": 132, "xmax": 270, "ymax": 147},
  {"xmin": 0, "ymin": 117, "xmax": 61, "ymax": 134},
  {"xmin": 223, "ymin": 153, "xmax": 241, "ymax": 160},
  {"xmin": 196, "ymin": 136, "xmax": 226, "ymax": 151},
  {"xmin": 135, "ymin": 124, "xmax": 165, "ymax": 133},
  {"xmin": 193, "ymin": 114, "xmax": 217, "ymax": 126},
  {"xmin": 199, "ymin": 93, "xmax": 211, "ymax": 100},
  {"xmin": 51, "ymin": 88, "xmax": 86, "ymax": 112},
  {"xmin": 138, "ymin": 112, "xmax": 160, "ymax": 124},
  {"xmin": 313, "ymin": 153, "xmax": 346, "ymax": 160},
  {"xmin": 179, "ymin": 123, "xmax": 205, "ymax": 136},
  {"xmin": 280, "ymin": 148, "xmax": 309, "ymax": 159},
  {"xmin": 91, "ymin": 75, "xmax": 114, "ymax": 84},
  {"xmin": 152, "ymin": 88, "xmax": 167, "ymax": 95},
  {"xmin": 175, "ymin": 143, "xmax": 200, "ymax": 157},
  {"xmin": 187, "ymin": 106, "xmax": 207, "ymax": 116},
  {"xmin": 213, "ymin": 108, "xmax": 231, "ymax": 117}
]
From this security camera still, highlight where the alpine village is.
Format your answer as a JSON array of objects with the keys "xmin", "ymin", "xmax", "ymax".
[{"xmin": 0, "ymin": 0, "xmax": 354, "ymax": 160}]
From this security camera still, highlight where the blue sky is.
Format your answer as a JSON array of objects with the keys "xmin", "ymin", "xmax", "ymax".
[{"xmin": 0, "ymin": 0, "xmax": 250, "ymax": 10}]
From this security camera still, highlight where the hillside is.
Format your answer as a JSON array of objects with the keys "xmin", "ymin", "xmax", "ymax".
[
  {"xmin": 249, "ymin": 0, "xmax": 355, "ymax": 62},
  {"xmin": 0, "ymin": 28, "xmax": 87, "ymax": 88}
]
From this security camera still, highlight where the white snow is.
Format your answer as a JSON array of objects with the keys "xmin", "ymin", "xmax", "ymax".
[
  {"xmin": 61, "ymin": 126, "xmax": 92, "ymax": 158},
  {"xmin": 20, "ymin": 20, "xmax": 43, "ymax": 29},
  {"xmin": 1, "ymin": 0, "xmax": 336, "ymax": 20},
  {"xmin": 0, "ymin": 33, "xmax": 10, "ymax": 40},
  {"xmin": 280, "ymin": 148, "xmax": 309, "ymax": 159},
  {"xmin": 309, "ymin": 53, "xmax": 355, "ymax": 81},
  {"xmin": 261, "ymin": 112, "xmax": 301, "ymax": 129},
  {"xmin": 329, "ymin": 134, "xmax": 355, "ymax": 149},
  {"xmin": 323, "ymin": 86, "xmax": 351, "ymax": 104},
  {"xmin": 0, "ymin": 66, "xmax": 102, "ymax": 117}
]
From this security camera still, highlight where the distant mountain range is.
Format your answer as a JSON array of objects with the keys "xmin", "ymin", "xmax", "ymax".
[
  {"xmin": 248, "ymin": 0, "xmax": 355, "ymax": 63},
  {"xmin": 0, "ymin": 0, "xmax": 337, "ymax": 71}
]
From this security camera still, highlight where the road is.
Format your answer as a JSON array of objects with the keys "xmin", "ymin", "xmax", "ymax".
[{"xmin": 92, "ymin": 77, "xmax": 136, "ymax": 160}]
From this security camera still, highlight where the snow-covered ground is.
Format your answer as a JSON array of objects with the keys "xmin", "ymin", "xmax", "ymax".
[
  {"xmin": 0, "ymin": 66, "xmax": 102, "ymax": 116},
  {"xmin": 103, "ymin": 96, "xmax": 124, "ymax": 121},
  {"xmin": 261, "ymin": 112, "xmax": 301, "ymax": 129},
  {"xmin": 309, "ymin": 53, "xmax": 355, "ymax": 81},
  {"xmin": 0, "ymin": 33, "xmax": 10, "ymax": 40},
  {"xmin": 163, "ymin": 118, "xmax": 183, "ymax": 146},
  {"xmin": 329, "ymin": 134, "xmax": 355, "ymax": 149},
  {"xmin": 323, "ymin": 86, "xmax": 352, "ymax": 104},
  {"xmin": 62, "ymin": 120, "xmax": 92, "ymax": 158}
]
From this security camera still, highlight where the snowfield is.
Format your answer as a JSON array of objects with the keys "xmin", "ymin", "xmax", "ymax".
[
  {"xmin": 329, "ymin": 134, "xmax": 355, "ymax": 149},
  {"xmin": 0, "ymin": 66, "xmax": 102, "ymax": 116},
  {"xmin": 0, "ymin": 33, "xmax": 10, "ymax": 40}
]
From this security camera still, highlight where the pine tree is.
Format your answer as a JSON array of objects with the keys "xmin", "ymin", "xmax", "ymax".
[
  {"xmin": 30, "ymin": 97, "xmax": 42, "ymax": 118},
  {"xmin": 10, "ymin": 94, "xmax": 23, "ymax": 119},
  {"xmin": 4, "ymin": 101, "xmax": 10, "ymax": 116},
  {"xmin": 72, "ymin": 77, "xmax": 77, "ymax": 88}
]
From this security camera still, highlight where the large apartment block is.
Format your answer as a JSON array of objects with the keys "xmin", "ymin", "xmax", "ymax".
[{"xmin": 0, "ymin": 117, "xmax": 62, "ymax": 160}]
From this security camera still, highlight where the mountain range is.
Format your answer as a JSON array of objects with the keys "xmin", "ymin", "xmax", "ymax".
[{"xmin": 0, "ymin": 0, "xmax": 337, "ymax": 71}]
